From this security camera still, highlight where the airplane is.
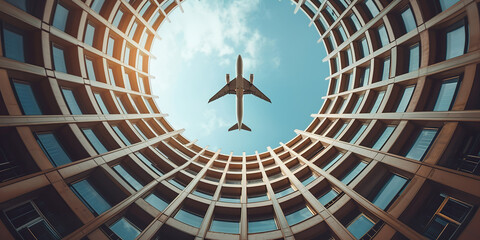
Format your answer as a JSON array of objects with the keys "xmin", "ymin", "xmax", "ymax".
[{"xmin": 208, "ymin": 54, "xmax": 271, "ymax": 131}]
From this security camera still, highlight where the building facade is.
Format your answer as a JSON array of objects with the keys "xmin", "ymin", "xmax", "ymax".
[{"xmin": 0, "ymin": 0, "xmax": 479, "ymax": 239}]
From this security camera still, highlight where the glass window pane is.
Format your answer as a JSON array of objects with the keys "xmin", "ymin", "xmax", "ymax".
[
  {"xmin": 408, "ymin": 43, "xmax": 420, "ymax": 72},
  {"xmin": 109, "ymin": 218, "xmax": 140, "ymax": 240},
  {"xmin": 360, "ymin": 67, "xmax": 370, "ymax": 87},
  {"xmin": 219, "ymin": 195, "xmax": 240, "ymax": 203},
  {"xmin": 440, "ymin": 198, "xmax": 472, "ymax": 222},
  {"xmin": 350, "ymin": 124, "xmax": 367, "ymax": 144},
  {"xmin": 82, "ymin": 128, "xmax": 108, "ymax": 154},
  {"xmin": 401, "ymin": 7, "xmax": 416, "ymax": 33},
  {"xmin": 364, "ymin": 0, "xmax": 379, "ymax": 17},
  {"xmin": 168, "ymin": 179, "xmax": 185, "ymax": 190},
  {"xmin": 381, "ymin": 57, "xmax": 390, "ymax": 80},
  {"xmin": 370, "ymin": 91, "xmax": 385, "ymax": 113},
  {"xmin": 352, "ymin": 95, "xmax": 364, "ymax": 113},
  {"xmin": 84, "ymin": 23, "xmax": 95, "ymax": 46},
  {"xmin": 149, "ymin": 12, "xmax": 160, "ymax": 24},
  {"xmin": 301, "ymin": 174, "xmax": 316, "ymax": 186},
  {"xmin": 323, "ymin": 154, "xmax": 343, "ymax": 171},
  {"xmin": 333, "ymin": 123, "xmax": 348, "ymax": 139},
  {"xmin": 174, "ymin": 209, "xmax": 203, "ymax": 227},
  {"xmin": 116, "ymin": 96, "xmax": 128, "ymax": 114},
  {"xmin": 71, "ymin": 179, "xmax": 111, "ymax": 215},
  {"xmin": 248, "ymin": 218, "xmax": 277, "ymax": 233},
  {"xmin": 377, "ymin": 25, "xmax": 389, "ymax": 47},
  {"xmin": 108, "ymin": 68, "xmax": 116, "ymax": 86},
  {"xmin": 439, "ymin": 0, "xmax": 460, "ymax": 11},
  {"xmin": 36, "ymin": 132, "xmax": 72, "ymax": 166},
  {"xmin": 325, "ymin": 6, "xmax": 337, "ymax": 21},
  {"xmin": 113, "ymin": 164, "xmax": 143, "ymax": 191},
  {"xmin": 275, "ymin": 186, "xmax": 294, "ymax": 198},
  {"xmin": 61, "ymin": 88, "xmax": 82, "ymax": 114},
  {"xmin": 124, "ymin": 74, "xmax": 131, "ymax": 89},
  {"xmin": 350, "ymin": 14, "xmax": 362, "ymax": 31},
  {"xmin": 360, "ymin": 38, "xmax": 369, "ymax": 58},
  {"xmin": 139, "ymin": 1, "xmax": 151, "ymax": 16},
  {"xmin": 91, "ymin": 0, "xmax": 105, "ymax": 13},
  {"xmin": 193, "ymin": 190, "xmax": 213, "ymax": 200},
  {"xmin": 446, "ymin": 23, "xmax": 466, "ymax": 60},
  {"xmin": 210, "ymin": 219, "xmax": 239, "ymax": 234},
  {"xmin": 94, "ymin": 93, "xmax": 109, "ymax": 114},
  {"xmin": 13, "ymin": 81, "xmax": 42, "ymax": 115},
  {"xmin": 112, "ymin": 125, "xmax": 131, "ymax": 145},
  {"xmin": 371, "ymin": 175, "xmax": 408, "ymax": 210},
  {"xmin": 2, "ymin": 26, "xmax": 25, "ymax": 62},
  {"xmin": 346, "ymin": 49, "xmax": 353, "ymax": 65},
  {"xmin": 52, "ymin": 45, "xmax": 67, "ymax": 73},
  {"xmin": 85, "ymin": 58, "xmax": 96, "ymax": 81},
  {"xmin": 318, "ymin": 189, "xmax": 339, "ymax": 205},
  {"xmin": 285, "ymin": 207, "xmax": 314, "ymax": 226},
  {"xmin": 337, "ymin": 26, "xmax": 347, "ymax": 43},
  {"xmin": 134, "ymin": 124, "xmax": 148, "ymax": 140},
  {"xmin": 347, "ymin": 214, "xmax": 375, "ymax": 239},
  {"xmin": 372, "ymin": 126, "xmax": 395, "ymax": 150},
  {"xmin": 112, "ymin": 10, "xmax": 124, "ymax": 28},
  {"xmin": 52, "ymin": 4, "xmax": 68, "ymax": 31},
  {"xmin": 145, "ymin": 193, "xmax": 169, "ymax": 211},
  {"xmin": 128, "ymin": 22, "xmax": 137, "ymax": 39},
  {"xmin": 107, "ymin": 37, "xmax": 115, "ymax": 56},
  {"xmin": 248, "ymin": 194, "xmax": 269, "ymax": 203},
  {"xmin": 341, "ymin": 162, "xmax": 367, "ymax": 185},
  {"xmin": 395, "ymin": 86, "xmax": 415, "ymax": 112},
  {"xmin": 136, "ymin": 152, "xmax": 162, "ymax": 175},
  {"xmin": 433, "ymin": 78, "xmax": 459, "ymax": 111},
  {"xmin": 4, "ymin": 0, "xmax": 28, "ymax": 12},
  {"xmin": 405, "ymin": 128, "xmax": 438, "ymax": 161}
]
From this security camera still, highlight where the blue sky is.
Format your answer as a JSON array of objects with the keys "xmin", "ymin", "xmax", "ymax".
[{"xmin": 150, "ymin": 0, "xmax": 329, "ymax": 155}]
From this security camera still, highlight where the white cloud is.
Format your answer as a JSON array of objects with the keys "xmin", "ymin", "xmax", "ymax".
[{"xmin": 200, "ymin": 109, "xmax": 230, "ymax": 136}]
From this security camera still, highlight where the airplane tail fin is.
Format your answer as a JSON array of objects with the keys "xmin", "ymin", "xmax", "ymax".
[{"xmin": 228, "ymin": 123, "xmax": 251, "ymax": 131}]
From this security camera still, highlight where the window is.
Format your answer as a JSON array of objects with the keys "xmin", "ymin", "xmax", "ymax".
[
  {"xmin": 333, "ymin": 122, "xmax": 348, "ymax": 139},
  {"xmin": 2, "ymin": 24, "xmax": 25, "ymax": 62},
  {"xmin": 377, "ymin": 25, "xmax": 389, "ymax": 47},
  {"xmin": 108, "ymin": 67, "xmax": 116, "ymax": 86},
  {"xmin": 168, "ymin": 178, "xmax": 185, "ymax": 190},
  {"xmin": 418, "ymin": 194, "xmax": 473, "ymax": 239},
  {"xmin": 337, "ymin": 26, "xmax": 347, "ymax": 43},
  {"xmin": 71, "ymin": 179, "xmax": 111, "ymax": 215},
  {"xmin": 408, "ymin": 43, "xmax": 420, "ymax": 72},
  {"xmin": 210, "ymin": 218, "xmax": 239, "ymax": 234},
  {"xmin": 248, "ymin": 193, "xmax": 269, "ymax": 202},
  {"xmin": 149, "ymin": 12, "xmax": 160, "ymax": 24},
  {"xmin": 360, "ymin": 67, "xmax": 370, "ymax": 87},
  {"xmin": 325, "ymin": 6, "xmax": 337, "ymax": 21},
  {"xmin": 404, "ymin": 128, "xmax": 438, "ymax": 161},
  {"xmin": 4, "ymin": 0, "xmax": 38, "ymax": 15},
  {"xmin": 347, "ymin": 214, "xmax": 375, "ymax": 239},
  {"xmin": 193, "ymin": 189, "xmax": 213, "ymax": 200},
  {"xmin": 345, "ymin": 48, "xmax": 353, "ymax": 66},
  {"xmin": 133, "ymin": 124, "xmax": 148, "ymax": 140},
  {"xmin": 301, "ymin": 174, "xmax": 316, "ymax": 186},
  {"xmin": 136, "ymin": 152, "xmax": 162, "ymax": 175},
  {"xmin": 85, "ymin": 58, "xmax": 97, "ymax": 81},
  {"xmin": 138, "ymin": 77, "xmax": 146, "ymax": 93},
  {"xmin": 370, "ymin": 174, "xmax": 408, "ymax": 210},
  {"xmin": 139, "ymin": 1, "xmax": 151, "ymax": 16},
  {"xmin": 94, "ymin": 93, "xmax": 109, "ymax": 114},
  {"xmin": 174, "ymin": 208, "xmax": 203, "ymax": 227},
  {"xmin": 337, "ymin": 99, "xmax": 346, "ymax": 113},
  {"xmin": 161, "ymin": 0, "xmax": 175, "ymax": 10},
  {"xmin": 359, "ymin": 37, "xmax": 369, "ymax": 58},
  {"xmin": 52, "ymin": 3, "xmax": 69, "ymax": 31},
  {"xmin": 116, "ymin": 96, "xmax": 128, "ymax": 114},
  {"xmin": 107, "ymin": 37, "xmax": 115, "ymax": 56},
  {"xmin": 395, "ymin": 85, "xmax": 415, "ymax": 112},
  {"xmin": 371, "ymin": 126, "xmax": 395, "ymax": 150},
  {"xmin": 124, "ymin": 73, "xmax": 132, "ymax": 89},
  {"xmin": 12, "ymin": 81, "xmax": 42, "ymax": 115},
  {"xmin": 112, "ymin": 9, "xmax": 124, "ymax": 28},
  {"xmin": 128, "ymin": 22, "xmax": 137, "ymax": 39},
  {"xmin": 248, "ymin": 217, "xmax": 277, "ymax": 233},
  {"xmin": 82, "ymin": 128, "xmax": 108, "ymax": 154},
  {"xmin": 61, "ymin": 88, "xmax": 82, "ymax": 114},
  {"xmin": 349, "ymin": 124, "xmax": 367, "ymax": 144},
  {"xmin": 318, "ymin": 189, "xmax": 339, "ymax": 205},
  {"xmin": 52, "ymin": 44, "xmax": 67, "ymax": 72},
  {"xmin": 219, "ymin": 195, "xmax": 240, "ymax": 203},
  {"xmin": 349, "ymin": 13, "xmax": 362, "ymax": 31},
  {"xmin": 109, "ymin": 217, "xmax": 140, "ymax": 240},
  {"xmin": 370, "ymin": 91, "xmax": 385, "ymax": 113},
  {"xmin": 113, "ymin": 164, "xmax": 144, "ymax": 191},
  {"xmin": 323, "ymin": 154, "xmax": 343, "ymax": 171},
  {"xmin": 285, "ymin": 206, "xmax": 314, "ymax": 226},
  {"xmin": 84, "ymin": 23, "xmax": 95, "ymax": 46},
  {"xmin": 275, "ymin": 186, "xmax": 295, "ymax": 198},
  {"xmin": 381, "ymin": 57, "xmax": 390, "ymax": 80},
  {"xmin": 341, "ymin": 161, "xmax": 367, "ymax": 185},
  {"xmin": 433, "ymin": 77, "xmax": 460, "ymax": 111},
  {"xmin": 445, "ymin": 19, "xmax": 468, "ymax": 60},
  {"xmin": 400, "ymin": 7, "xmax": 416, "ymax": 33},
  {"xmin": 145, "ymin": 193, "xmax": 169, "ymax": 211},
  {"xmin": 351, "ymin": 95, "xmax": 364, "ymax": 113},
  {"xmin": 112, "ymin": 125, "xmax": 131, "ymax": 145},
  {"xmin": 35, "ymin": 132, "xmax": 72, "ymax": 167},
  {"xmin": 364, "ymin": 0, "xmax": 379, "ymax": 18},
  {"xmin": 438, "ymin": 0, "xmax": 460, "ymax": 11},
  {"xmin": 4, "ymin": 202, "xmax": 61, "ymax": 240},
  {"xmin": 345, "ymin": 74, "xmax": 352, "ymax": 91},
  {"xmin": 90, "ymin": 0, "xmax": 105, "ymax": 13}
]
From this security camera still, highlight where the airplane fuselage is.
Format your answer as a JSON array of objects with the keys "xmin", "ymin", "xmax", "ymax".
[{"xmin": 235, "ymin": 55, "xmax": 244, "ymax": 130}]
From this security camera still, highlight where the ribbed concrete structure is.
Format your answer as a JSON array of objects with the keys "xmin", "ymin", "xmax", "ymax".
[{"xmin": 0, "ymin": 0, "xmax": 479, "ymax": 239}]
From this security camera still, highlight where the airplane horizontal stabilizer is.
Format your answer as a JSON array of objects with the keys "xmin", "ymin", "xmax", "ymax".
[{"xmin": 228, "ymin": 123, "xmax": 251, "ymax": 131}]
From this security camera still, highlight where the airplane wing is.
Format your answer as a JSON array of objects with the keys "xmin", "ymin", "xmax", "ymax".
[
  {"xmin": 243, "ymin": 78, "xmax": 271, "ymax": 103},
  {"xmin": 208, "ymin": 78, "xmax": 236, "ymax": 103}
]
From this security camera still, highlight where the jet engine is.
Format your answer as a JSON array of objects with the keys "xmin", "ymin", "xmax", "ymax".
[
  {"xmin": 226, "ymin": 74, "xmax": 230, "ymax": 84},
  {"xmin": 250, "ymin": 74, "xmax": 254, "ymax": 84}
]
